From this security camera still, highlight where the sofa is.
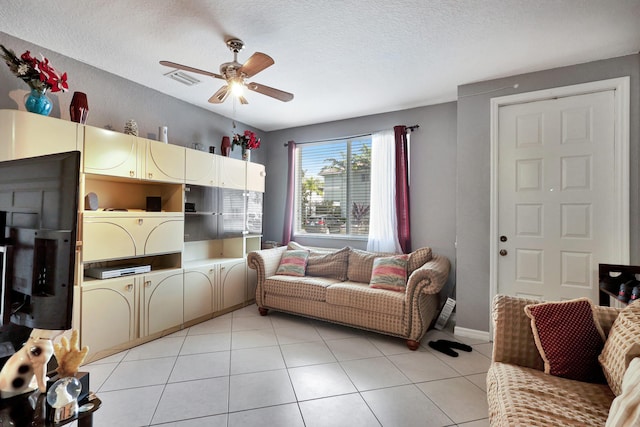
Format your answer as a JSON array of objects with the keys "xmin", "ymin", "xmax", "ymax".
[
  {"xmin": 246, "ymin": 243, "xmax": 450, "ymax": 350},
  {"xmin": 487, "ymin": 294, "xmax": 640, "ymax": 426}
]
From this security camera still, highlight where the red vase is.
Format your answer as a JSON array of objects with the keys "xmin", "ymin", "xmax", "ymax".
[
  {"xmin": 69, "ymin": 92, "xmax": 89, "ymax": 124},
  {"xmin": 221, "ymin": 136, "xmax": 231, "ymax": 156}
]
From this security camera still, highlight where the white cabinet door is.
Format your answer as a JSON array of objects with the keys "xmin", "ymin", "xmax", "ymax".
[
  {"xmin": 84, "ymin": 126, "xmax": 139, "ymax": 178},
  {"xmin": 143, "ymin": 139, "xmax": 185, "ymax": 183},
  {"xmin": 217, "ymin": 156, "xmax": 246, "ymax": 190},
  {"xmin": 185, "ymin": 149, "xmax": 218, "ymax": 187},
  {"xmin": 0, "ymin": 110, "xmax": 79, "ymax": 160},
  {"xmin": 246, "ymin": 162, "xmax": 266, "ymax": 193},
  {"xmin": 183, "ymin": 267, "xmax": 215, "ymax": 322},
  {"xmin": 83, "ymin": 214, "xmax": 184, "ymax": 262},
  {"xmin": 219, "ymin": 259, "xmax": 246, "ymax": 310},
  {"xmin": 141, "ymin": 269, "xmax": 184, "ymax": 336},
  {"xmin": 81, "ymin": 277, "xmax": 137, "ymax": 359}
]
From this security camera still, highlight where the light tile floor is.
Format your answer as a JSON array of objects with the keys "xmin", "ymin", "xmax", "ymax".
[{"xmin": 79, "ymin": 306, "xmax": 492, "ymax": 427}]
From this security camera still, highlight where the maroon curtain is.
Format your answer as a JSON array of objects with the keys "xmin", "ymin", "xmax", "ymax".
[
  {"xmin": 281, "ymin": 141, "xmax": 296, "ymax": 245},
  {"xmin": 394, "ymin": 126, "xmax": 411, "ymax": 253}
]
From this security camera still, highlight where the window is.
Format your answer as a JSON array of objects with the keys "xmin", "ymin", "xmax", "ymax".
[{"xmin": 295, "ymin": 136, "xmax": 372, "ymax": 237}]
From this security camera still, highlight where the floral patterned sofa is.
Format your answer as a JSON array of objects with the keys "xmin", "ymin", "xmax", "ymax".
[{"xmin": 247, "ymin": 243, "xmax": 450, "ymax": 350}]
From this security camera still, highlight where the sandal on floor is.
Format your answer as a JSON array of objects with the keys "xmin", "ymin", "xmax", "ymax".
[
  {"xmin": 428, "ymin": 340, "xmax": 458, "ymax": 357},
  {"xmin": 437, "ymin": 339, "xmax": 472, "ymax": 352}
]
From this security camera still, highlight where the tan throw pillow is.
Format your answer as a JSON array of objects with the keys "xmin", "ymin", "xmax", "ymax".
[
  {"xmin": 407, "ymin": 247, "xmax": 433, "ymax": 276},
  {"xmin": 524, "ymin": 298, "xmax": 606, "ymax": 383},
  {"xmin": 606, "ymin": 357, "xmax": 640, "ymax": 427},
  {"xmin": 306, "ymin": 247, "xmax": 350, "ymax": 280},
  {"xmin": 347, "ymin": 248, "xmax": 386, "ymax": 283},
  {"xmin": 599, "ymin": 302, "xmax": 640, "ymax": 395}
]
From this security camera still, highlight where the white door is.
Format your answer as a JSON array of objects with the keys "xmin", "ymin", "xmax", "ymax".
[{"xmin": 497, "ymin": 90, "xmax": 620, "ymax": 301}]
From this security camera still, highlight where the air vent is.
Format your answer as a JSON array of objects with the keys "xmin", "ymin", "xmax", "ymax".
[{"xmin": 164, "ymin": 70, "xmax": 201, "ymax": 86}]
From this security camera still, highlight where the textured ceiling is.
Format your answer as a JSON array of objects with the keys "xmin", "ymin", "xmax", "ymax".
[{"xmin": 1, "ymin": 0, "xmax": 639, "ymax": 131}]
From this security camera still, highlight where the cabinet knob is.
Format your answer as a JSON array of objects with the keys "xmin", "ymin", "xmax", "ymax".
[
  {"xmin": 145, "ymin": 280, "xmax": 151, "ymax": 288},
  {"xmin": 137, "ymin": 219, "xmax": 143, "ymax": 225},
  {"xmin": 126, "ymin": 284, "xmax": 134, "ymax": 292},
  {"xmin": 220, "ymin": 266, "xmax": 226, "ymax": 271},
  {"xmin": 129, "ymin": 170, "xmax": 135, "ymax": 177},
  {"xmin": 260, "ymin": 171, "xmax": 266, "ymax": 177},
  {"xmin": 148, "ymin": 173, "xmax": 153, "ymax": 179}
]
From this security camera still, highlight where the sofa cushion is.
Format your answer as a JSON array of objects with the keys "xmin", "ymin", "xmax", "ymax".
[
  {"xmin": 264, "ymin": 275, "xmax": 341, "ymax": 302},
  {"xmin": 326, "ymin": 281, "xmax": 405, "ymax": 314},
  {"xmin": 407, "ymin": 247, "xmax": 433, "ymax": 276},
  {"xmin": 346, "ymin": 247, "xmax": 433, "ymax": 284},
  {"xmin": 606, "ymin": 357, "xmax": 640, "ymax": 427},
  {"xmin": 347, "ymin": 248, "xmax": 388, "ymax": 283},
  {"xmin": 599, "ymin": 302, "xmax": 640, "ymax": 395},
  {"xmin": 487, "ymin": 362, "xmax": 614, "ymax": 426},
  {"xmin": 306, "ymin": 247, "xmax": 350, "ymax": 280},
  {"xmin": 287, "ymin": 242, "xmax": 350, "ymax": 281},
  {"xmin": 369, "ymin": 255, "xmax": 409, "ymax": 292},
  {"xmin": 524, "ymin": 298, "xmax": 605, "ymax": 383},
  {"xmin": 275, "ymin": 250, "xmax": 309, "ymax": 277}
]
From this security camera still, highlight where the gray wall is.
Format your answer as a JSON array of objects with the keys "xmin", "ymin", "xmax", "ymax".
[
  {"xmin": 0, "ymin": 32, "xmax": 264, "ymax": 163},
  {"xmin": 456, "ymin": 54, "xmax": 640, "ymax": 333},
  {"xmin": 264, "ymin": 102, "xmax": 458, "ymax": 293}
]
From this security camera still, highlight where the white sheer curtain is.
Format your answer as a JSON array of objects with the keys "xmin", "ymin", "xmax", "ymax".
[{"xmin": 367, "ymin": 129, "xmax": 402, "ymax": 253}]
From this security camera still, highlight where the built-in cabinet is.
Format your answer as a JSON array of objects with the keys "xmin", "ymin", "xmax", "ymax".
[
  {"xmin": 0, "ymin": 110, "xmax": 265, "ymax": 363},
  {"xmin": 80, "ymin": 276, "xmax": 137, "ymax": 360}
]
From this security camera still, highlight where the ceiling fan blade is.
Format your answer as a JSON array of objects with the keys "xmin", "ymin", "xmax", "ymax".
[
  {"xmin": 247, "ymin": 82, "xmax": 294, "ymax": 102},
  {"xmin": 239, "ymin": 52, "xmax": 274, "ymax": 78},
  {"xmin": 160, "ymin": 60, "xmax": 223, "ymax": 79},
  {"xmin": 208, "ymin": 85, "xmax": 229, "ymax": 103}
]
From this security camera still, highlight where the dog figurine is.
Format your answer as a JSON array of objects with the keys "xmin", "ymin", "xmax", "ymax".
[{"xmin": 0, "ymin": 329, "xmax": 59, "ymax": 398}]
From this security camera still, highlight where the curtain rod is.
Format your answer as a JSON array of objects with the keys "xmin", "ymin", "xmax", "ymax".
[{"xmin": 283, "ymin": 124, "xmax": 419, "ymax": 146}]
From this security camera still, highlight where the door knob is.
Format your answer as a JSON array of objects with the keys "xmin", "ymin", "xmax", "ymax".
[
  {"xmin": 499, "ymin": 249, "xmax": 508, "ymax": 256},
  {"xmin": 500, "ymin": 235, "xmax": 507, "ymax": 242}
]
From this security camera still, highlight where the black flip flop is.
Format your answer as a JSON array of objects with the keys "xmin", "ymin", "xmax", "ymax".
[
  {"xmin": 428, "ymin": 340, "xmax": 458, "ymax": 357},
  {"xmin": 437, "ymin": 339, "xmax": 472, "ymax": 352}
]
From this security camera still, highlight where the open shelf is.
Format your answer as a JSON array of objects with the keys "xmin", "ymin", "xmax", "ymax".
[{"xmin": 598, "ymin": 263, "xmax": 638, "ymax": 306}]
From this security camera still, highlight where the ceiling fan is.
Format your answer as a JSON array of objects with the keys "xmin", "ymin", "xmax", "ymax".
[{"xmin": 160, "ymin": 38, "xmax": 294, "ymax": 105}]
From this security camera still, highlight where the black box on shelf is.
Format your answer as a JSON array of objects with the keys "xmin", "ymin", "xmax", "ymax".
[{"xmin": 146, "ymin": 196, "xmax": 162, "ymax": 212}]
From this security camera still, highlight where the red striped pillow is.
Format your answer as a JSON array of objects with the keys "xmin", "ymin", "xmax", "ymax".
[
  {"xmin": 369, "ymin": 255, "xmax": 409, "ymax": 292},
  {"xmin": 276, "ymin": 250, "xmax": 309, "ymax": 277}
]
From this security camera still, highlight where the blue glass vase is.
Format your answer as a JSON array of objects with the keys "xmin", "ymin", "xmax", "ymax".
[{"xmin": 24, "ymin": 88, "xmax": 53, "ymax": 116}]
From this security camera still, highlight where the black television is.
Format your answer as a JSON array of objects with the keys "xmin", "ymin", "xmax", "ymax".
[{"xmin": 0, "ymin": 151, "xmax": 80, "ymax": 340}]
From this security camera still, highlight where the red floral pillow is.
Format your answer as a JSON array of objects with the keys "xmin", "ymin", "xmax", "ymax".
[{"xmin": 524, "ymin": 298, "xmax": 606, "ymax": 383}]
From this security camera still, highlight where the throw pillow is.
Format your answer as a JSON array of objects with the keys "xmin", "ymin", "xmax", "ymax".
[
  {"xmin": 306, "ymin": 247, "xmax": 350, "ymax": 280},
  {"xmin": 369, "ymin": 255, "xmax": 409, "ymax": 292},
  {"xmin": 275, "ymin": 250, "xmax": 309, "ymax": 277},
  {"xmin": 606, "ymin": 357, "xmax": 640, "ymax": 427},
  {"xmin": 407, "ymin": 247, "xmax": 433, "ymax": 276},
  {"xmin": 599, "ymin": 302, "xmax": 640, "ymax": 395},
  {"xmin": 524, "ymin": 298, "xmax": 606, "ymax": 383}
]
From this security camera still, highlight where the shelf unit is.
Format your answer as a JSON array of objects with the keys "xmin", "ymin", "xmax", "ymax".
[{"xmin": 0, "ymin": 110, "xmax": 266, "ymax": 363}]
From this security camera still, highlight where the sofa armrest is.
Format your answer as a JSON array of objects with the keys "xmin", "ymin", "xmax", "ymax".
[
  {"xmin": 404, "ymin": 254, "xmax": 450, "ymax": 342},
  {"xmin": 405, "ymin": 254, "xmax": 450, "ymax": 296},
  {"xmin": 491, "ymin": 294, "xmax": 544, "ymax": 371},
  {"xmin": 247, "ymin": 246, "xmax": 288, "ymax": 306}
]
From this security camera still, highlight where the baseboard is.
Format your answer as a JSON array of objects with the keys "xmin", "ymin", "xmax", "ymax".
[{"xmin": 453, "ymin": 326, "xmax": 491, "ymax": 342}]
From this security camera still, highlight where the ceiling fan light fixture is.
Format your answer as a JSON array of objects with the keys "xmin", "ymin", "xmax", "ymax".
[{"xmin": 230, "ymin": 79, "xmax": 245, "ymax": 97}]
